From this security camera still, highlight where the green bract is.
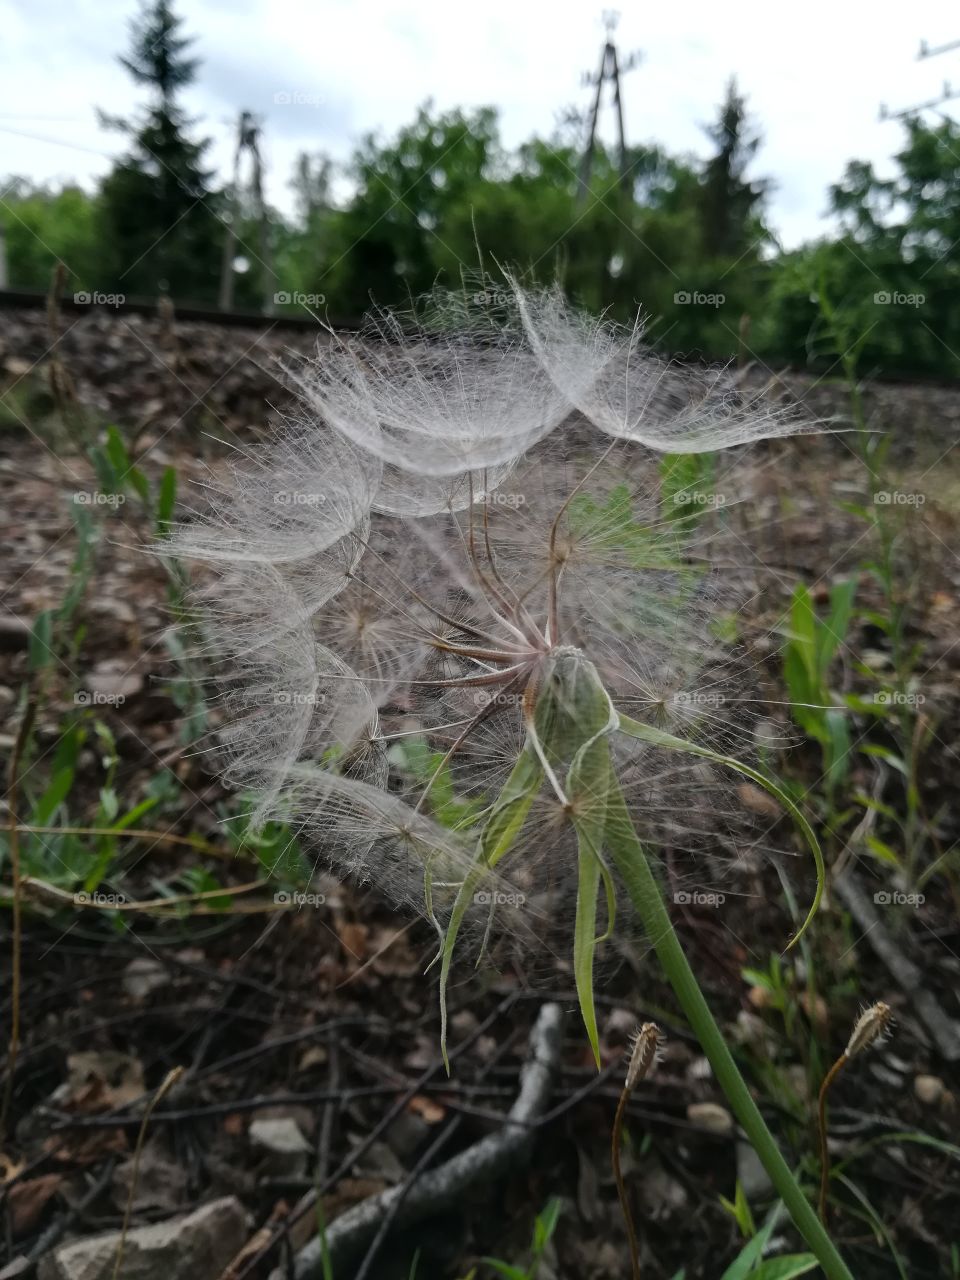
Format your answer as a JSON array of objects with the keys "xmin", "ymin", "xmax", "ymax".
[{"xmin": 434, "ymin": 650, "xmax": 825, "ymax": 1071}]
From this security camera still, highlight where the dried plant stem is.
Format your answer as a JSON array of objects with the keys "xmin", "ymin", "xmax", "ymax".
[
  {"xmin": 112, "ymin": 1066, "xmax": 184, "ymax": 1280},
  {"xmin": 1, "ymin": 697, "xmax": 35, "ymax": 1140},
  {"xmin": 13, "ymin": 824, "xmax": 251, "ymax": 862},
  {"xmin": 817, "ymin": 1053, "xmax": 847, "ymax": 1220},
  {"xmin": 611, "ymin": 1082, "xmax": 641, "ymax": 1280},
  {"xmin": 605, "ymin": 786, "xmax": 854, "ymax": 1280},
  {"xmin": 818, "ymin": 1001, "xmax": 892, "ymax": 1221}
]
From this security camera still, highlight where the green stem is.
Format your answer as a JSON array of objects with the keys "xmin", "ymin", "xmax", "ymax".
[{"xmin": 605, "ymin": 785, "xmax": 854, "ymax": 1280}]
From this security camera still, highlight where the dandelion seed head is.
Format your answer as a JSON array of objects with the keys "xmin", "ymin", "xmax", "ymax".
[{"xmin": 164, "ymin": 280, "xmax": 813, "ymax": 980}]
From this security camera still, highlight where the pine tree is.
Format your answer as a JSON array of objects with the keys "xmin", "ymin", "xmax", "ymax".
[
  {"xmin": 697, "ymin": 78, "xmax": 769, "ymax": 259},
  {"xmin": 97, "ymin": 1, "xmax": 222, "ymax": 301}
]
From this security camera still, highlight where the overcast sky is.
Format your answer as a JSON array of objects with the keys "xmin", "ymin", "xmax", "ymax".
[{"xmin": 2, "ymin": 0, "xmax": 959, "ymax": 247}]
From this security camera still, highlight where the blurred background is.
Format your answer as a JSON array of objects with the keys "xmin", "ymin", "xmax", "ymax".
[{"xmin": 2, "ymin": 0, "xmax": 960, "ymax": 371}]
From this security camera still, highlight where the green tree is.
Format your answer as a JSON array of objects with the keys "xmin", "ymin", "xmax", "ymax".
[
  {"xmin": 697, "ymin": 77, "xmax": 769, "ymax": 259},
  {"xmin": 96, "ymin": 0, "xmax": 222, "ymax": 302},
  {"xmin": 758, "ymin": 116, "xmax": 960, "ymax": 376},
  {"xmin": 0, "ymin": 180, "xmax": 99, "ymax": 290}
]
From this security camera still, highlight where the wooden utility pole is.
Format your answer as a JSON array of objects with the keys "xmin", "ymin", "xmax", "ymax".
[
  {"xmin": 879, "ymin": 34, "xmax": 960, "ymax": 120},
  {"xmin": 577, "ymin": 11, "xmax": 641, "ymax": 206},
  {"xmin": 219, "ymin": 111, "xmax": 278, "ymax": 314}
]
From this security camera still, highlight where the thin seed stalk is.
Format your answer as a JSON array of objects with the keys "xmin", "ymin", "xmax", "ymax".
[{"xmin": 604, "ymin": 782, "xmax": 854, "ymax": 1280}]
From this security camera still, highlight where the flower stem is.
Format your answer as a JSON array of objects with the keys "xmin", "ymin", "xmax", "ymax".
[
  {"xmin": 605, "ymin": 785, "xmax": 854, "ymax": 1280},
  {"xmin": 818, "ymin": 1054, "xmax": 847, "ymax": 1220}
]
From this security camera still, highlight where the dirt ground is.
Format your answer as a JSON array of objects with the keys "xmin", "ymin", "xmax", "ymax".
[{"xmin": 1, "ymin": 304, "xmax": 959, "ymax": 1279}]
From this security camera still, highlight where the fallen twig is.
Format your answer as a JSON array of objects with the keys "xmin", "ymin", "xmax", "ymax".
[{"xmin": 290, "ymin": 1002, "xmax": 563, "ymax": 1279}]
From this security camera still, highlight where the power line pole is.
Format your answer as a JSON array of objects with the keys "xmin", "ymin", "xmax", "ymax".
[
  {"xmin": 218, "ymin": 110, "xmax": 278, "ymax": 313},
  {"xmin": 879, "ymin": 33, "xmax": 960, "ymax": 120},
  {"xmin": 577, "ymin": 11, "xmax": 641, "ymax": 206}
]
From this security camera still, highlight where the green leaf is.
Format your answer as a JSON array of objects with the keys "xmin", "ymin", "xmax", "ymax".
[
  {"xmin": 749, "ymin": 1256, "xmax": 819, "ymax": 1279},
  {"xmin": 437, "ymin": 745, "xmax": 543, "ymax": 1072},
  {"xmin": 532, "ymin": 1197, "xmax": 563, "ymax": 1251},
  {"xmin": 660, "ymin": 451, "xmax": 716, "ymax": 528},
  {"xmin": 719, "ymin": 1180, "xmax": 756, "ymax": 1239},
  {"xmin": 31, "ymin": 766, "xmax": 75, "ymax": 827},
  {"xmin": 128, "ymin": 466, "xmax": 150, "ymax": 505},
  {"xmin": 569, "ymin": 735, "xmax": 614, "ymax": 1068},
  {"xmin": 156, "ymin": 466, "xmax": 177, "ymax": 533},
  {"xmin": 788, "ymin": 585, "xmax": 818, "ymax": 685},
  {"xmin": 480, "ymin": 742, "xmax": 544, "ymax": 867},
  {"xmin": 617, "ymin": 714, "xmax": 824, "ymax": 949},
  {"xmin": 112, "ymin": 796, "xmax": 160, "ymax": 832},
  {"xmin": 478, "ymin": 1262, "xmax": 526, "ymax": 1280},
  {"xmin": 719, "ymin": 1215, "xmax": 778, "ymax": 1279},
  {"xmin": 824, "ymin": 707, "xmax": 851, "ymax": 787},
  {"xmin": 29, "ymin": 609, "xmax": 55, "ymax": 671},
  {"xmin": 818, "ymin": 578, "xmax": 857, "ymax": 678},
  {"xmin": 104, "ymin": 426, "xmax": 131, "ymax": 479},
  {"xmin": 568, "ymin": 483, "xmax": 681, "ymax": 569},
  {"xmin": 98, "ymin": 787, "xmax": 119, "ymax": 823},
  {"xmin": 863, "ymin": 835, "xmax": 901, "ymax": 868},
  {"xmin": 859, "ymin": 744, "xmax": 908, "ymax": 775}
]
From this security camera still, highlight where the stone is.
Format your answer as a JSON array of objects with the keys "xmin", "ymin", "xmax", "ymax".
[
  {"xmin": 737, "ymin": 1140, "xmax": 773, "ymax": 1199},
  {"xmin": 914, "ymin": 1074, "xmax": 945, "ymax": 1106},
  {"xmin": 686, "ymin": 1101, "xmax": 734, "ymax": 1136},
  {"xmin": 248, "ymin": 1116, "xmax": 310, "ymax": 1176},
  {"xmin": 37, "ymin": 1195, "xmax": 248, "ymax": 1280}
]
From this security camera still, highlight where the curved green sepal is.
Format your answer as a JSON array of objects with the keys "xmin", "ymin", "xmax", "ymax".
[
  {"xmin": 437, "ymin": 742, "xmax": 544, "ymax": 1073},
  {"xmin": 568, "ymin": 736, "xmax": 614, "ymax": 1068},
  {"xmin": 616, "ymin": 713, "xmax": 824, "ymax": 949}
]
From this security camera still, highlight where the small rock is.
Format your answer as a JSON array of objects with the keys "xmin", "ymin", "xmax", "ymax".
[
  {"xmin": 686, "ymin": 1101, "xmax": 734, "ymax": 1136},
  {"xmin": 248, "ymin": 1117, "xmax": 310, "ymax": 1176},
  {"xmin": 85, "ymin": 670, "xmax": 143, "ymax": 700},
  {"xmin": 122, "ymin": 958, "xmax": 170, "ymax": 1000},
  {"xmin": 297, "ymin": 1045, "xmax": 328, "ymax": 1072},
  {"xmin": 602, "ymin": 1007, "xmax": 637, "ymax": 1045},
  {"xmin": 348, "ymin": 1137, "xmax": 406, "ymax": 1185},
  {"xmin": 914, "ymin": 1074, "xmax": 945, "ymax": 1106},
  {"xmin": 737, "ymin": 1140, "xmax": 773, "ymax": 1199},
  {"xmin": 687, "ymin": 1055, "xmax": 714, "ymax": 1081},
  {"xmin": 37, "ymin": 1195, "xmax": 248, "ymax": 1280}
]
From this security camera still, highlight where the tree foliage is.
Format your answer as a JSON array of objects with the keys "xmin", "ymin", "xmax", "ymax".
[
  {"xmin": 95, "ymin": 0, "xmax": 222, "ymax": 301},
  {"xmin": 2, "ymin": 12, "xmax": 958, "ymax": 377}
]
